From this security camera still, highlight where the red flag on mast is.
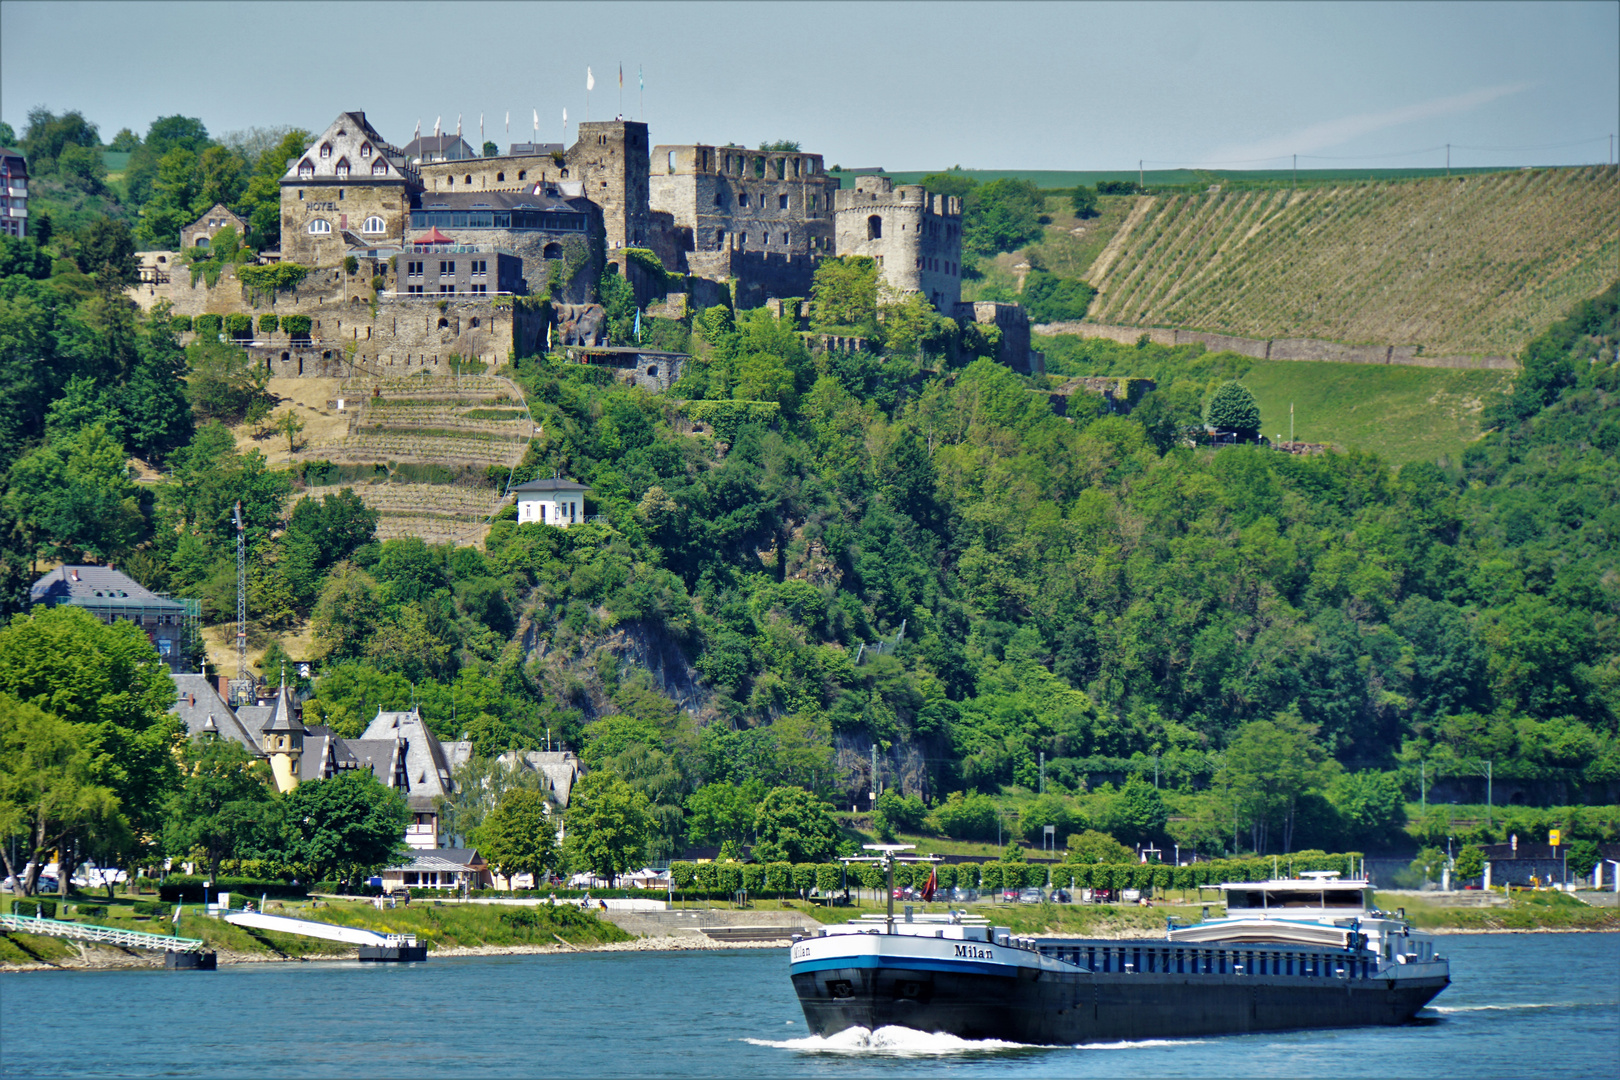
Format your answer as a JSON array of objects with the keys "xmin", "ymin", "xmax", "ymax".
[{"xmin": 921, "ymin": 866, "xmax": 938, "ymax": 901}]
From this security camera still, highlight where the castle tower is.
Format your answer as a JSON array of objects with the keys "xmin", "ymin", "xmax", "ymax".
[
  {"xmin": 566, "ymin": 120, "xmax": 650, "ymax": 250},
  {"xmin": 260, "ymin": 680, "xmax": 305, "ymax": 793},
  {"xmin": 834, "ymin": 175, "xmax": 963, "ymax": 311}
]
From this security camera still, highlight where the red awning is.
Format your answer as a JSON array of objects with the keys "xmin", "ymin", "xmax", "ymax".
[{"xmin": 412, "ymin": 226, "xmax": 453, "ymax": 244}]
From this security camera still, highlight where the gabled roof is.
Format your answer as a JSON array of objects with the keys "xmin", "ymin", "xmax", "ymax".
[
  {"xmin": 283, "ymin": 112, "xmax": 417, "ymax": 185},
  {"xmin": 361, "ymin": 708, "xmax": 454, "ymax": 802},
  {"xmin": 170, "ymin": 674, "xmax": 262, "ymax": 756},
  {"xmin": 31, "ymin": 566, "xmax": 186, "ymax": 611},
  {"xmin": 404, "ymin": 135, "xmax": 477, "ymax": 160},
  {"xmin": 512, "ymin": 477, "xmax": 589, "ymax": 494}
]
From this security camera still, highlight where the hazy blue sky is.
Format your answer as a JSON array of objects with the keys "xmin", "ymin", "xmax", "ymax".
[{"xmin": 3, "ymin": 1, "xmax": 1616, "ymax": 171}]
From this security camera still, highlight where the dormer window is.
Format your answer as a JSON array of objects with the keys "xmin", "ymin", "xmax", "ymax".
[
  {"xmin": 319, "ymin": 143, "xmax": 332, "ymax": 159},
  {"xmin": 335, "ymin": 158, "xmax": 350, "ymax": 179},
  {"xmin": 372, "ymin": 160, "xmax": 389, "ymax": 176},
  {"xmin": 298, "ymin": 159, "xmax": 314, "ymax": 179},
  {"xmin": 360, "ymin": 143, "xmax": 372, "ymax": 158}
]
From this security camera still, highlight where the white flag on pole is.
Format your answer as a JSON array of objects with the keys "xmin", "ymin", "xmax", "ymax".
[
  {"xmin": 534, "ymin": 109, "xmax": 539, "ymax": 134},
  {"xmin": 505, "ymin": 111, "xmax": 510, "ymax": 134},
  {"xmin": 414, "ymin": 119, "xmax": 421, "ymax": 142},
  {"xmin": 586, "ymin": 67, "xmax": 594, "ymax": 91},
  {"xmin": 434, "ymin": 116, "xmax": 441, "ymax": 138},
  {"xmin": 456, "ymin": 114, "xmax": 462, "ymax": 138}
]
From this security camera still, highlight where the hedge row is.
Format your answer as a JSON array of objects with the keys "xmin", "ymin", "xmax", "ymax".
[
  {"xmin": 665, "ymin": 853, "xmax": 1363, "ymax": 896},
  {"xmin": 156, "ymin": 876, "xmax": 310, "ymax": 903},
  {"xmin": 10, "ymin": 900, "xmax": 56, "ymax": 918}
]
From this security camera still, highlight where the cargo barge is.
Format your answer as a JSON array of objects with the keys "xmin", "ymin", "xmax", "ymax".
[{"xmin": 789, "ymin": 848, "xmax": 1449, "ymax": 1044}]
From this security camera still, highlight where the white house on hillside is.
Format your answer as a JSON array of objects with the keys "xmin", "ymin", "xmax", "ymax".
[{"xmin": 513, "ymin": 477, "xmax": 589, "ymax": 527}]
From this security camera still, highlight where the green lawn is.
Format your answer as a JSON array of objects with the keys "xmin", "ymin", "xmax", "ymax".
[{"xmin": 1240, "ymin": 360, "xmax": 1514, "ymax": 465}]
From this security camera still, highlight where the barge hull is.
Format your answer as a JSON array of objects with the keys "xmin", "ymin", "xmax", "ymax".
[{"xmin": 792, "ymin": 966, "xmax": 1448, "ymax": 1044}]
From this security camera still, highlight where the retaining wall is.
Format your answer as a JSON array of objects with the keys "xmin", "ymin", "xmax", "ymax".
[{"xmin": 1035, "ymin": 321, "xmax": 1517, "ymax": 370}]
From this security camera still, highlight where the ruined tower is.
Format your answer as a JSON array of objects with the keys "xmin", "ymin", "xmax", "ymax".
[
  {"xmin": 566, "ymin": 120, "xmax": 651, "ymax": 251},
  {"xmin": 834, "ymin": 175, "xmax": 963, "ymax": 311}
]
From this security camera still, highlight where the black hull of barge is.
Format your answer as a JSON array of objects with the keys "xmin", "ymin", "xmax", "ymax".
[{"xmin": 792, "ymin": 966, "xmax": 1449, "ymax": 1045}]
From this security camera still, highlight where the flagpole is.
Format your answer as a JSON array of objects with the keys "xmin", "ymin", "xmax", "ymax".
[
  {"xmin": 619, "ymin": 63, "xmax": 624, "ymax": 118},
  {"xmin": 639, "ymin": 65, "xmax": 644, "ymax": 121}
]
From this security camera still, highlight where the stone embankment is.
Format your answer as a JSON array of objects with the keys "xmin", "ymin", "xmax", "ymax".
[{"xmin": 1035, "ymin": 321, "xmax": 1516, "ymax": 371}]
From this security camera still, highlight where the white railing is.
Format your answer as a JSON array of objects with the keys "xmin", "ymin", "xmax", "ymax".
[{"xmin": 0, "ymin": 912, "xmax": 206, "ymax": 952}]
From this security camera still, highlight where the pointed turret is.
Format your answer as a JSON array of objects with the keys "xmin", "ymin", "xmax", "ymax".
[{"xmin": 261, "ymin": 675, "xmax": 305, "ymax": 792}]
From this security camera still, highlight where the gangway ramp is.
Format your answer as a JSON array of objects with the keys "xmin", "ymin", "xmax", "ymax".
[
  {"xmin": 223, "ymin": 911, "xmax": 426, "ymax": 961},
  {"xmin": 0, "ymin": 912, "xmax": 206, "ymax": 953}
]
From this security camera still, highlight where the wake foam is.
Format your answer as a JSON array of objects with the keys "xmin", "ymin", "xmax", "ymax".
[
  {"xmin": 745, "ymin": 1025, "xmax": 1035, "ymax": 1055},
  {"xmin": 1078, "ymin": 1039, "xmax": 1208, "ymax": 1050},
  {"xmin": 1428, "ymin": 1002, "xmax": 1601, "ymax": 1014}
]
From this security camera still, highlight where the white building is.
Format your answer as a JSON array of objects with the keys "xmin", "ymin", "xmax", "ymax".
[{"xmin": 513, "ymin": 477, "xmax": 589, "ymax": 527}]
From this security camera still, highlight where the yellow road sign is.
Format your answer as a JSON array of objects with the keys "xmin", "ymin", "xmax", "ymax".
[{"xmin": 1549, "ymin": 829, "xmax": 1561, "ymax": 846}]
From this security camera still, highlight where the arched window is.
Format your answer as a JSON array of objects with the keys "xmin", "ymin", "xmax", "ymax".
[
  {"xmin": 335, "ymin": 158, "xmax": 350, "ymax": 179},
  {"xmin": 195, "ymin": 236, "xmax": 210, "ymax": 248},
  {"xmin": 464, "ymin": 174, "xmax": 472, "ymax": 185},
  {"xmin": 362, "ymin": 216, "xmax": 386, "ymax": 233},
  {"xmin": 518, "ymin": 170, "xmax": 526, "ymax": 180},
  {"xmin": 372, "ymin": 160, "xmax": 389, "ymax": 176},
  {"xmin": 867, "ymin": 215, "xmax": 882, "ymax": 240},
  {"xmin": 359, "ymin": 143, "xmax": 372, "ymax": 158},
  {"xmin": 496, "ymin": 171, "xmax": 505, "ymax": 182},
  {"xmin": 646, "ymin": 366, "xmax": 659, "ymax": 377},
  {"xmin": 446, "ymin": 176, "xmax": 454, "ymax": 186},
  {"xmin": 308, "ymin": 219, "xmax": 332, "ymax": 234},
  {"xmin": 298, "ymin": 159, "xmax": 314, "ymax": 179},
  {"xmin": 319, "ymin": 142, "xmax": 332, "ymax": 159},
  {"xmin": 542, "ymin": 242, "xmax": 563, "ymax": 259},
  {"xmin": 437, "ymin": 317, "xmax": 450, "ymax": 329}
]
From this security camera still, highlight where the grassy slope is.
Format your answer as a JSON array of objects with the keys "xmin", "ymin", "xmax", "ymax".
[{"xmin": 1239, "ymin": 360, "xmax": 1514, "ymax": 464}]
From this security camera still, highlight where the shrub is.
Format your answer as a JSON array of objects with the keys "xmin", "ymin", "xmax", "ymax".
[
  {"xmin": 156, "ymin": 876, "xmax": 307, "ymax": 903},
  {"xmin": 1097, "ymin": 180, "xmax": 1141, "ymax": 195},
  {"xmin": 282, "ymin": 314, "xmax": 312, "ymax": 339},
  {"xmin": 933, "ymin": 790, "xmax": 1000, "ymax": 841},
  {"xmin": 224, "ymin": 313, "xmax": 252, "ymax": 337},
  {"xmin": 258, "ymin": 313, "xmax": 279, "ymax": 334},
  {"xmin": 237, "ymin": 263, "xmax": 309, "ymax": 294},
  {"xmin": 343, "ymin": 255, "xmax": 359, "ymax": 275},
  {"xmin": 76, "ymin": 904, "xmax": 108, "ymax": 920},
  {"xmin": 170, "ymin": 314, "xmax": 193, "ymax": 332},
  {"xmin": 194, "ymin": 313, "xmax": 223, "ymax": 335},
  {"xmin": 12, "ymin": 900, "xmax": 56, "ymax": 918},
  {"xmin": 1206, "ymin": 381, "xmax": 1260, "ymax": 439}
]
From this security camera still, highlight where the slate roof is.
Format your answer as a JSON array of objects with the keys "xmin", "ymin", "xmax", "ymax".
[
  {"xmin": 170, "ymin": 674, "xmax": 261, "ymax": 756},
  {"xmin": 403, "ymin": 135, "xmax": 476, "ymax": 161},
  {"xmin": 416, "ymin": 188, "xmax": 589, "ymax": 215},
  {"xmin": 511, "ymin": 477, "xmax": 590, "ymax": 494},
  {"xmin": 284, "ymin": 112, "xmax": 416, "ymax": 185},
  {"xmin": 361, "ymin": 708, "xmax": 454, "ymax": 803},
  {"xmin": 346, "ymin": 738, "xmax": 406, "ymax": 788},
  {"xmin": 31, "ymin": 566, "xmax": 186, "ymax": 612},
  {"xmin": 393, "ymin": 848, "xmax": 486, "ymax": 872}
]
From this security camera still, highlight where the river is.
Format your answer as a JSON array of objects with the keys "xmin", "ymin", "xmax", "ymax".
[{"xmin": 1, "ymin": 932, "xmax": 1614, "ymax": 1077}]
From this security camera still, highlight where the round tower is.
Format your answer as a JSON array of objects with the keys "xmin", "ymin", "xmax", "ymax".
[{"xmin": 833, "ymin": 175, "xmax": 962, "ymax": 311}]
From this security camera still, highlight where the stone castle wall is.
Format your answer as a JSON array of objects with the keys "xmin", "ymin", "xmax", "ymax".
[{"xmin": 567, "ymin": 121, "xmax": 651, "ymax": 250}]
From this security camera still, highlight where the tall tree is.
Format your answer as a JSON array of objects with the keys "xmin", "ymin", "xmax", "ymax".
[
  {"xmin": 563, "ymin": 771, "xmax": 653, "ymax": 886},
  {"xmin": 0, "ymin": 695, "xmax": 124, "ymax": 896},
  {"xmin": 163, "ymin": 737, "xmax": 280, "ymax": 887},
  {"xmin": 1217, "ymin": 710, "xmax": 1337, "ymax": 853},
  {"xmin": 279, "ymin": 771, "xmax": 410, "ymax": 886},
  {"xmin": 477, "ymin": 789, "xmax": 557, "ymax": 884}
]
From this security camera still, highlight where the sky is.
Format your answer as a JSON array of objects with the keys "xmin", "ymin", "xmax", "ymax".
[{"xmin": 2, "ymin": 0, "xmax": 1616, "ymax": 172}]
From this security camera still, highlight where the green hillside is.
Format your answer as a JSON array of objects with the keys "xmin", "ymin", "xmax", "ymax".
[{"xmin": 1240, "ymin": 360, "xmax": 1515, "ymax": 464}]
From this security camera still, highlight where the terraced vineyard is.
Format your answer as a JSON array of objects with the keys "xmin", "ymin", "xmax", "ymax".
[
  {"xmin": 301, "ymin": 373, "xmax": 533, "ymax": 545},
  {"xmin": 1083, "ymin": 166, "xmax": 1620, "ymax": 357}
]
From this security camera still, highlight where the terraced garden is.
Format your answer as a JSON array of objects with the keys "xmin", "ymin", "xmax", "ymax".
[
  {"xmin": 300, "ymin": 373, "xmax": 534, "ymax": 545},
  {"xmin": 1080, "ymin": 166, "xmax": 1620, "ymax": 358}
]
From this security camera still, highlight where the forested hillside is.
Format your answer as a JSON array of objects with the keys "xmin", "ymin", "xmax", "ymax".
[{"xmin": 2, "ymin": 105, "xmax": 1618, "ymax": 866}]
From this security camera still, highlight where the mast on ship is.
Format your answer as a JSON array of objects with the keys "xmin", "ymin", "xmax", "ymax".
[{"xmin": 840, "ymin": 844, "xmax": 942, "ymax": 933}]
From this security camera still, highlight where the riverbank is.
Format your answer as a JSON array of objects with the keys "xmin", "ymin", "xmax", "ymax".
[{"xmin": 5, "ymin": 889, "xmax": 1613, "ymax": 973}]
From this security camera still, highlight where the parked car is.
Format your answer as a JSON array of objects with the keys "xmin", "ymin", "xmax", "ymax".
[
  {"xmin": 1051, "ymin": 889, "xmax": 1072, "ymax": 904},
  {"xmin": 1090, "ymin": 888, "xmax": 1114, "ymax": 903},
  {"xmin": 1018, "ymin": 887, "xmax": 1045, "ymax": 904},
  {"xmin": 949, "ymin": 886, "xmax": 979, "ymax": 903},
  {"xmin": 1001, "ymin": 888, "xmax": 1020, "ymax": 902}
]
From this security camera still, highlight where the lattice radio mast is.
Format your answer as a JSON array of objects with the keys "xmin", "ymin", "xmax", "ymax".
[{"xmin": 228, "ymin": 501, "xmax": 252, "ymax": 706}]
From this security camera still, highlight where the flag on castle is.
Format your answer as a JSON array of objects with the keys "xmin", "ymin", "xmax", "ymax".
[
  {"xmin": 414, "ymin": 119, "xmax": 421, "ymax": 142},
  {"xmin": 434, "ymin": 116, "xmax": 441, "ymax": 137},
  {"xmin": 586, "ymin": 67, "xmax": 594, "ymax": 91},
  {"xmin": 505, "ymin": 111, "xmax": 510, "ymax": 135},
  {"xmin": 618, "ymin": 63, "xmax": 623, "ymax": 88}
]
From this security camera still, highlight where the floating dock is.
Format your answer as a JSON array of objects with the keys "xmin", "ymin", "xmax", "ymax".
[{"xmin": 223, "ymin": 910, "xmax": 426, "ymax": 962}]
